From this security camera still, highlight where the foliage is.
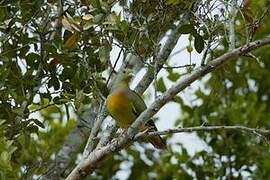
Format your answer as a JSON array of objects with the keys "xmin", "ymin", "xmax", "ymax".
[{"xmin": 0, "ymin": 0, "xmax": 270, "ymax": 179}]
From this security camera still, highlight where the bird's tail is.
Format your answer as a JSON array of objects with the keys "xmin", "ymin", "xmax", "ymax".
[{"xmin": 146, "ymin": 120, "xmax": 167, "ymax": 149}]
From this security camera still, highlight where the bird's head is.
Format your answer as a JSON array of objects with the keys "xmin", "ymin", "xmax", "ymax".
[
  {"xmin": 112, "ymin": 69, "xmax": 134, "ymax": 90},
  {"xmin": 121, "ymin": 69, "xmax": 134, "ymax": 84}
]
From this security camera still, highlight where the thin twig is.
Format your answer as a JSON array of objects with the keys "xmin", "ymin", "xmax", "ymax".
[
  {"xmin": 163, "ymin": 63, "xmax": 196, "ymax": 69},
  {"xmin": 135, "ymin": 125, "xmax": 269, "ymax": 141},
  {"xmin": 154, "ymin": 60, "xmax": 158, "ymax": 99},
  {"xmin": 27, "ymin": 103, "xmax": 56, "ymax": 115},
  {"xmin": 106, "ymin": 48, "xmax": 123, "ymax": 86},
  {"xmin": 248, "ymin": 3, "xmax": 270, "ymax": 42},
  {"xmin": 168, "ymin": 47, "xmax": 186, "ymax": 59},
  {"xmin": 257, "ymin": 3, "xmax": 270, "ymax": 23}
]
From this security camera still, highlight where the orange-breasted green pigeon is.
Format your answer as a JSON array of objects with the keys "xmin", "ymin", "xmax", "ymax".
[{"xmin": 106, "ymin": 70, "xmax": 166, "ymax": 149}]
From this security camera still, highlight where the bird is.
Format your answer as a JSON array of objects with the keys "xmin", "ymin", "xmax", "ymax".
[{"xmin": 106, "ymin": 70, "xmax": 166, "ymax": 149}]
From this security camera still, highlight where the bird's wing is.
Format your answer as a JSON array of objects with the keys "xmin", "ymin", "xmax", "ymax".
[
  {"xmin": 125, "ymin": 89, "xmax": 167, "ymax": 149},
  {"xmin": 127, "ymin": 89, "xmax": 147, "ymax": 117},
  {"xmin": 128, "ymin": 89, "xmax": 155, "ymax": 129}
]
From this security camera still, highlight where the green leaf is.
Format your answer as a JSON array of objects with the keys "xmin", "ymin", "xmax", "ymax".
[
  {"xmin": 48, "ymin": 76, "xmax": 60, "ymax": 90},
  {"xmin": 83, "ymin": 21, "xmax": 95, "ymax": 30},
  {"xmin": 178, "ymin": 24, "xmax": 196, "ymax": 34},
  {"xmin": 99, "ymin": 46, "xmax": 110, "ymax": 63},
  {"xmin": 194, "ymin": 34, "xmax": 205, "ymax": 53},
  {"xmin": 167, "ymin": 72, "xmax": 180, "ymax": 82},
  {"xmin": 0, "ymin": 151, "xmax": 12, "ymax": 170},
  {"xmin": 118, "ymin": 20, "xmax": 129, "ymax": 33},
  {"xmin": 93, "ymin": 14, "xmax": 105, "ymax": 23},
  {"xmin": 26, "ymin": 124, "xmax": 39, "ymax": 134},
  {"xmin": 96, "ymin": 79, "xmax": 109, "ymax": 97},
  {"xmin": 172, "ymin": 96, "xmax": 183, "ymax": 104},
  {"xmin": 53, "ymin": 96, "xmax": 69, "ymax": 105},
  {"xmin": 157, "ymin": 78, "xmax": 166, "ymax": 93},
  {"xmin": 0, "ymin": 120, "xmax": 6, "ymax": 126},
  {"xmin": 25, "ymin": 52, "xmax": 41, "ymax": 64}
]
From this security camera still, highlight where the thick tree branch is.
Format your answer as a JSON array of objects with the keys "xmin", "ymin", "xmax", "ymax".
[
  {"xmin": 44, "ymin": 102, "xmax": 99, "ymax": 179},
  {"xmin": 134, "ymin": 8, "xmax": 195, "ymax": 94},
  {"xmin": 66, "ymin": 36, "xmax": 270, "ymax": 180},
  {"xmin": 228, "ymin": 0, "xmax": 238, "ymax": 50}
]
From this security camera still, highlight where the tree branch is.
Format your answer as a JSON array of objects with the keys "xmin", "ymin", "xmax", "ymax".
[
  {"xmin": 135, "ymin": 125, "xmax": 270, "ymax": 142},
  {"xmin": 134, "ymin": 10, "xmax": 194, "ymax": 94},
  {"xmin": 66, "ymin": 36, "xmax": 270, "ymax": 180},
  {"xmin": 82, "ymin": 104, "xmax": 106, "ymax": 158},
  {"xmin": 43, "ymin": 102, "xmax": 99, "ymax": 179},
  {"xmin": 228, "ymin": 0, "xmax": 238, "ymax": 50}
]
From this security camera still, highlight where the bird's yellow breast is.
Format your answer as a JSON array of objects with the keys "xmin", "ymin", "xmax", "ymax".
[
  {"xmin": 106, "ymin": 89, "xmax": 136, "ymax": 128},
  {"xmin": 107, "ymin": 90, "xmax": 127, "ymax": 109}
]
